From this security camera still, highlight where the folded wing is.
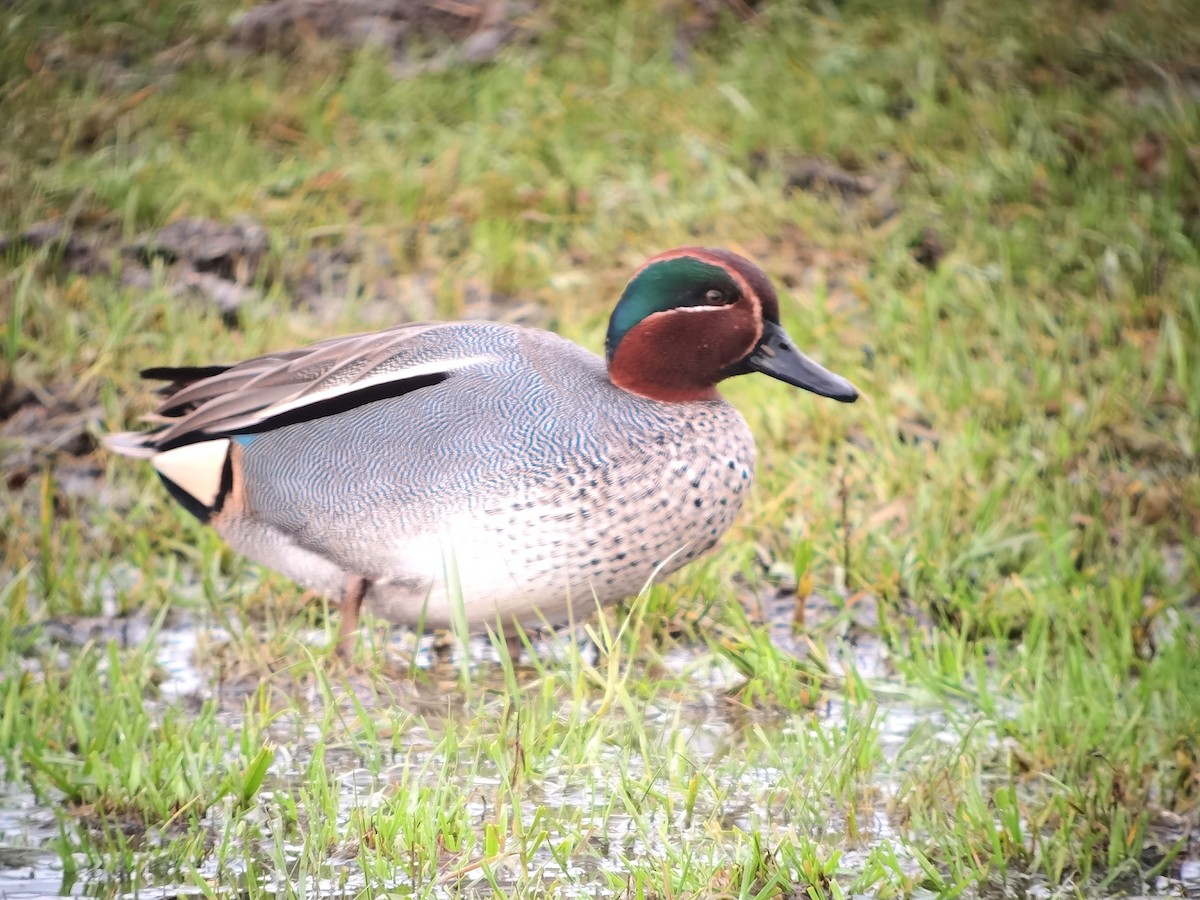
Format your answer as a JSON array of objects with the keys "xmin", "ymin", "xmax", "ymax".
[
  {"xmin": 108, "ymin": 323, "xmax": 492, "ymax": 453},
  {"xmin": 104, "ymin": 322, "xmax": 497, "ymax": 519}
]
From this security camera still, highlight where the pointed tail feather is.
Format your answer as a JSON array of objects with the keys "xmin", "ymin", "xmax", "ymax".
[{"xmin": 102, "ymin": 431, "xmax": 158, "ymax": 459}]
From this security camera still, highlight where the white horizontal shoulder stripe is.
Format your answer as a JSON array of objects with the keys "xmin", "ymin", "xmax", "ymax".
[{"xmin": 256, "ymin": 354, "xmax": 495, "ymax": 421}]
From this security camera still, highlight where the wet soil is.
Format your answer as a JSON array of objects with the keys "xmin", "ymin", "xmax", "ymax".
[
  {"xmin": 0, "ymin": 380, "xmax": 100, "ymax": 496},
  {"xmin": 228, "ymin": 0, "xmax": 523, "ymax": 74}
]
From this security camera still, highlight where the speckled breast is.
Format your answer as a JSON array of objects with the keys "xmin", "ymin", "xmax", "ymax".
[{"xmin": 419, "ymin": 399, "xmax": 758, "ymax": 629}]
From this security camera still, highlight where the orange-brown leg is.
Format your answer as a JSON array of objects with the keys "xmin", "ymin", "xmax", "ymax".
[
  {"xmin": 336, "ymin": 574, "xmax": 368, "ymax": 659},
  {"xmin": 505, "ymin": 629, "xmax": 524, "ymax": 663}
]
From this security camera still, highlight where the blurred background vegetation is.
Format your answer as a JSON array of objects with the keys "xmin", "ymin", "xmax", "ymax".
[{"xmin": 0, "ymin": 0, "xmax": 1198, "ymax": 896}]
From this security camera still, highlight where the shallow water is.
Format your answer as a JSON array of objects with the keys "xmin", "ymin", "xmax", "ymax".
[
  {"xmin": 2, "ymin": 594, "xmax": 1195, "ymax": 900},
  {"xmin": 0, "ymin": 783, "xmax": 71, "ymax": 900}
]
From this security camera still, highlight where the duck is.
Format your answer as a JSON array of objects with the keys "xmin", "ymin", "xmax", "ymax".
[{"xmin": 105, "ymin": 247, "xmax": 858, "ymax": 655}]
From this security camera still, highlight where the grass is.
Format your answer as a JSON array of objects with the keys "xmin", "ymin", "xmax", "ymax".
[{"xmin": 1, "ymin": 0, "xmax": 1199, "ymax": 896}]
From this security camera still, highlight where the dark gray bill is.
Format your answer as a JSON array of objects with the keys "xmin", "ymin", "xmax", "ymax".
[{"xmin": 742, "ymin": 319, "xmax": 858, "ymax": 402}]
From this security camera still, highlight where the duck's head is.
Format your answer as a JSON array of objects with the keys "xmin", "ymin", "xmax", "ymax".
[{"xmin": 605, "ymin": 247, "xmax": 859, "ymax": 404}]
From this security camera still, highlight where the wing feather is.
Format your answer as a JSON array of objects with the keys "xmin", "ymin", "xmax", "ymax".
[{"xmin": 110, "ymin": 322, "xmax": 495, "ymax": 454}]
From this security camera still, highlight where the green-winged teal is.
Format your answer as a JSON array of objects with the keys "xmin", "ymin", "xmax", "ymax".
[{"xmin": 107, "ymin": 247, "xmax": 858, "ymax": 653}]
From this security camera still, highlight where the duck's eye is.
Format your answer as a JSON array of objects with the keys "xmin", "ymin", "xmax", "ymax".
[{"xmin": 705, "ymin": 289, "xmax": 725, "ymax": 304}]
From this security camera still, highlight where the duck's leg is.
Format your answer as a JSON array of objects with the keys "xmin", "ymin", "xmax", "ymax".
[
  {"xmin": 504, "ymin": 629, "xmax": 524, "ymax": 663},
  {"xmin": 336, "ymin": 574, "xmax": 369, "ymax": 658}
]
